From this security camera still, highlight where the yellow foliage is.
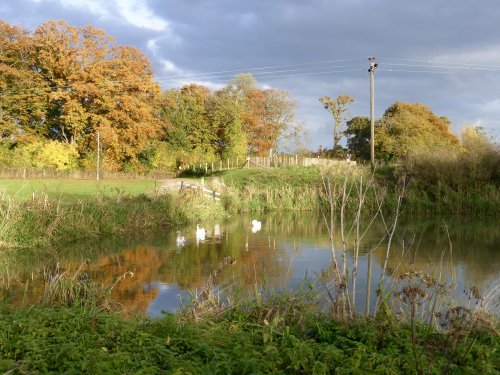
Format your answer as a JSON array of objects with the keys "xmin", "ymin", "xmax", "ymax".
[
  {"xmin": 32, "ymin": 141, "xmax": 80, "ymax": 170},
  {"xmin": 150, "ymin": 143, "xmax": 177, "ymax": 171}
]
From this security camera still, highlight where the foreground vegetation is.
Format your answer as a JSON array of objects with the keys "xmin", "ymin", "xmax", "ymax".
[{"xmin": 0, "ymin": 287, "xmax": 497, "ymax": 374}]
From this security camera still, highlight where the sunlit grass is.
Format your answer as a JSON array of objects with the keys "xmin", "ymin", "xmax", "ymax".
[{"xmin": 0, "ymin": 178, "xmax": 158, "ymax": 202}]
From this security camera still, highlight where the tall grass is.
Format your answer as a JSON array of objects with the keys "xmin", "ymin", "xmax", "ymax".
[
  {"xmin": 401, "ymin": 137, "xmax": 500, "ymax": 215},
  {"xmin": 41, "ymin": 262, "xmax": 133, "ymax": 310},
  {"xmin": 0, "ymin": 190, "xmax": 225, "ymax": 248},
  {"xmin": 218, "ymin": 164, "xmax": 380, "ymax": 213}
]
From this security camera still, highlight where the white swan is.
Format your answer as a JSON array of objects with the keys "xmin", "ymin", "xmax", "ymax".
[
  {"xmin": 251, "ymin": 219, "xmax": 262, "ymax": 233},
  {"xmin": 176, "ymin": 231, "xmax": 186, "ymax": 246},
  {"xmin": 196, "ymin": 224, "xmax": 206, "ymax": 240}
]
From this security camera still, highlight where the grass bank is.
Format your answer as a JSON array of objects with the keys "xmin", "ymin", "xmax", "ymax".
[
  {"xmin": 217, "ymin": 164, "xmax": 378, "ymax": 213},
  {"xmin": 216, "ymin": 164, "xmax": 499, "ymax": 215},
  {"xmin": 0, "ymin": 160, "xmax": 497, "ymax": 249},
  {"xmin": 0, "ymin": 190, "xmax": 224, "ymax": 248}
]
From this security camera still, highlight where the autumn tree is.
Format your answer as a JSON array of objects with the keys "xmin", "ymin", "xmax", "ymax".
[
  {"xmin": 319, "ymin": 94, "xmax": 355, "ymax": 154},
  {"xmin": 376, "ymin": 102, "xmax": 459, "ymax": 161},
  {"xmin": 278, "ymin": 121, "xmax": 310, "ymax": 156},
  {"xmin": 260, "ymin": 88, "xmax": 296, "ymax": 155},
  {"xmin": 228, "ymin": 74, "xmax": 296, "ymax": 156},
  {"xmin": 0, "ymin": 21, "xmax": 48, "ymax": 142},
  {"xmin": 32, "ymin": 20, "xmax": 162, "ymax": 170},
  {"xmin": 460, "ymin": 126, "xmax": 500, "ymax": 186}
]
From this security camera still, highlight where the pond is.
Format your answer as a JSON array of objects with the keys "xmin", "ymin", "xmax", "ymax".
[{"xmin": 1, "ymin": 212, "xmax": 499, "ymax": 317}]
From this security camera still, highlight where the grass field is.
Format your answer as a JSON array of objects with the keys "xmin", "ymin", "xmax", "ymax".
[{"xmin": 0, "ymin": 178, "xmax": 159, "ymax": 202}]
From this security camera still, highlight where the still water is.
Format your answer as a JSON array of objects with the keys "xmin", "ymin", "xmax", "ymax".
[{"xmin": 1, "ymin": 212, "xmax": 499, "ymax": 317}]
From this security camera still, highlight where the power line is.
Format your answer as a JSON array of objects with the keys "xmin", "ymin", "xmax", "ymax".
[
  {"xmin": 381, "ymin": 62, "xmax": 500, "ymax": 72},
  {"xmin": 157, "ymin": 66, "xmax": 367, "ymax": 83},
  {"xmin": 164, "ymin": 68, "xmax": 367, "ymax": 85},
  {"xmin": 378, "ymin": 69, "xmax": 457, "ymax": 74},
  {"xmin": 155, "ymin": 57, "xmax": 366, "ymax": 79},
  {"xmin": 2, "ymin": 58, "xmax": 500, "ymax": 96},
  {"xmin": 381, "ymin": 57, "xmax": 500, "ymax": 70},
  {"xmin": 158, "ymin": 57, "xmax": 500, "ymax": 81}
]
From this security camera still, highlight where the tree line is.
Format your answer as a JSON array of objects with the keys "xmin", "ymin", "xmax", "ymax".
[
  {"xmin": 0, "ymin": 20, "xmax": 300, "ymax": 172},
  {"xmin": 1, "ymin": 19, "xmax": 497, "ymax": 174}
]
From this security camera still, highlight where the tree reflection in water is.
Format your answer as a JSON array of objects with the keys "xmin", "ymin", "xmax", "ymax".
[{"xmin": 1, "ymin": 212, "xmax": 498, "ymax": 316}]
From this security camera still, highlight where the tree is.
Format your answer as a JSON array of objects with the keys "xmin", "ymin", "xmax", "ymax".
[
  {"xmin": 226, "ymin": 73, "xmax": 257, "ymax": 102},
  {"xmin": 206, "ymin": 89, "xmax": 247, "ymax": 160},
  {"xmin": 376, "ymin": 102, "xmax": 459, "ymax": 161},
  {"xmin": 345, "ymin": 116, "xmax": 370, "ymax": 161},
  {"xmin": 162, "ymin": 84, "xmax": 216, "ymax": 155},
  {"xmin": 319, "ymin": 94, "xmax": 355, "ymax": 152},
  {"xmin": 31, "ymin": 20, "xmax": 162, "ymax": 170},
  {"xmin": 278, "ymin": 121, "xmax": 310, "ymax": 156},
  {"xmin": 260, "ymin": 88, "xmax": 296, "ymax": 155},
  {"xmin": 0, "ymin": 21, "xmax": 48, "ymax": 142}
]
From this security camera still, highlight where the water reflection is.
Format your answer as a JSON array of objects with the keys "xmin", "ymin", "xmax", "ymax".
[{"xmin": 1, "ymin": 212, "xmax": 498, "ymax": 317}]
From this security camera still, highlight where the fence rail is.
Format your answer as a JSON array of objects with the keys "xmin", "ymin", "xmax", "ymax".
[
  {"xmin": 0, "ymin": 157, "xmax": 355, "ymax": 180},
  {"xmin": 0, "ymin": 168, "xmax": 173, "ymax": 180},
  {"xmin": 185, "ymin": 156, "xmax": 355, "ymax": 173}
]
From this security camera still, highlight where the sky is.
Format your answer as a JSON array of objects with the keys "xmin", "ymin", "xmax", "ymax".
[{"xmin": 2, "ymin": 0, "xmax": 500, "ymax": 150}]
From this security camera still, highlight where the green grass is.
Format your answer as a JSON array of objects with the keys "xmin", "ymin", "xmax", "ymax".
[
  {"xmin": 218, "ymin": 164, "xmax": 499, "ymax": 215},
  {"xmin": 220, "ymin": 166, "xmax": 323, "ymax": 189},
  {"xmin": 0, "ymin": 178, "xmax": 158, "ymax": 202},
  {"xmin": 217, "ymin": 165, "xmax": 379, "ymax": 213},
  {"xmin": 0, "ymin": 297, "xmax": 497, "ymax": 374},
  {"xmin": 0, "ymin": 191, "xmax": 225, "ymax": 248}
]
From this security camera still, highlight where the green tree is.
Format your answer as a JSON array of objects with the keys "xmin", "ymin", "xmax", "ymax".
[
  {"xmin": 376, "ymin": 102, "xmax": 459, "ymax": 161},
  {"xmin": 345, "ymin": 116, "xmax": 370, "ymax": 161},
  {"xmin": 226, "ymin": 73, "xmax": 257, "ymax": 102},
  {"xmin": 161, "ymin": 84, "xmax": 217, "ymax": 160},
  {"xmin": 207, "ymin": 89, "xmax": 247, "ymax": 160}
]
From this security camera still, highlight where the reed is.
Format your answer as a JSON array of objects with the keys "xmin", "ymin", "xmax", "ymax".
[
  {"xmin": 0, "ymin": 190, "xmax": 225, "ymax": 249},
  {"xmin": 41, "ymin": 261, "xmax": 133, "ymax": 310}
]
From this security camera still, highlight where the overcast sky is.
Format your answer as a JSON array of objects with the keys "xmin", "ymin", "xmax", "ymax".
[{"xmin": 2, "ymin": 0, "xmax": 500, "ymax": 149}]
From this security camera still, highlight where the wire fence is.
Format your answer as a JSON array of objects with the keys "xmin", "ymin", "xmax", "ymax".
[
  {"xmin": 0, "ymin": 157, "xmax": 356, "ymax": 179},
  {"xmin": 184, "ymin": 156, "xmax": 356, "ymax": 174},
  {"xmin": 0, "ymin": 168, "xmax": 173, "ymax": 180}
]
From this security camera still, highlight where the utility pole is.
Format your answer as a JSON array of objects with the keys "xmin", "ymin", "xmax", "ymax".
[
  {"xmin": 96, "ymin": 129, "xmax": 100, "ymax": 181},
  {"xmin": 368, "ymin": 57, "xmax": 378, "ymax": 169}
]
